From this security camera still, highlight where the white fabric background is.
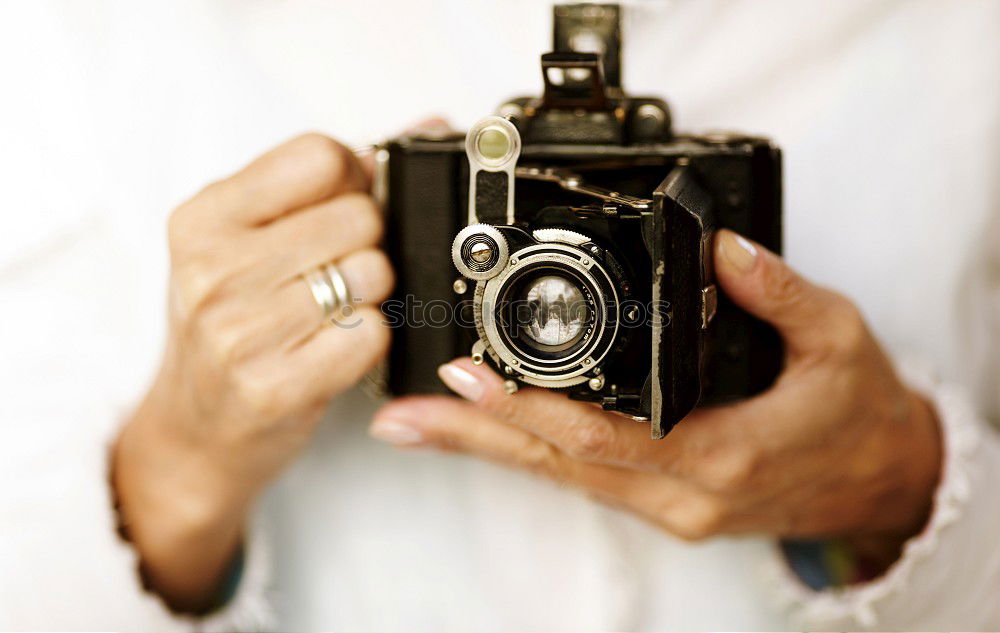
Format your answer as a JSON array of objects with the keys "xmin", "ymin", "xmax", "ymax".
[{"xmin": 1, "ymin": 1, "xmax": 998, "ymax": 630}]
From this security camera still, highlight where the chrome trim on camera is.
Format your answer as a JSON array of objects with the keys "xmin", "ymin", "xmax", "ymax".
[
  {"xmin": 516, "ymin": 166, "xmax": 652, "ymax": 210},
  {"xmin": 371, "ymin": 146, "xmax": 390, "ymax": 211}
]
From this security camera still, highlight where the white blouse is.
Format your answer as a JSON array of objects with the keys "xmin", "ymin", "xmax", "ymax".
[{"xmin": 1, "ymin": 0, "xmax": 998, "ymax": 630}]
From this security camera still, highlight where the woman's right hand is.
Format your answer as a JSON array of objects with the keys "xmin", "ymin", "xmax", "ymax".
[{"xmin": 112, "ymin": 134, "xmax": 393, "ymax": 612}]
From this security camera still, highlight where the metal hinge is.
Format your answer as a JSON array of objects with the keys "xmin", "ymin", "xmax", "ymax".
[{"xmin": 701, "ymin": 284, "xmax": 718, "ymax": 329}]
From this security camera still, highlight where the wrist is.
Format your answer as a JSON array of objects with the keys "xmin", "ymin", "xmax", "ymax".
[
  {"xmin": 896, "ymin": 389, "xmax": 942, "ymax": 535},
  {"xmin": 842, "ymin": 388, "xmax": 942, "ymax": 575},
  {"xmin": 115, "ymin": 376, "xmax": 256, "ymax": 527},
  {"xmin": 112, "ymin": 378, "xmax": 253, "ymax": 612}
]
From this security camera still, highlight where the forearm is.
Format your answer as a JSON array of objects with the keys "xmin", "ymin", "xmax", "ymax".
[{"xmin": 112, "ymin": 383, "xmax": 252, "ymax": 614}]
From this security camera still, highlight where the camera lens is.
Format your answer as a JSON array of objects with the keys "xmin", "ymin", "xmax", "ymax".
[
  {"xmin": 519, "ymin": 275, "xmax": 589, "ymax": 349},
  {"xmin": 481, "ymin": 242, "xmax": 621, "ymax": 388}
]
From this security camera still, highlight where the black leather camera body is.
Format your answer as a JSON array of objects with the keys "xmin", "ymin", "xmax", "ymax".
[{"xmin": 377, "ymin": 4, "xmax": 782, "ymax": 437}]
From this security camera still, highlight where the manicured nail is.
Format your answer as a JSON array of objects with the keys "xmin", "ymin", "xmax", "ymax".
[
  {"xmin": 369, "ymin": 419, "xmax": 425, "ymax": 446},
  {"xmin": 438, "ymin": 362, "xmax": 484, "ymax": 402},
  {"xmin": 720, "ymin": 230, "xmax": 758, "ymax": 274}
]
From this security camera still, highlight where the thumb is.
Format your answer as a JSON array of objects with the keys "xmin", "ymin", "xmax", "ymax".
[
  {"xmin": 713, "ymin": 229, "xmax": 849, "ymax": 356},
  {"xmin": 402, "ymin": 116, "xmax": 454, "ymax": 136}
]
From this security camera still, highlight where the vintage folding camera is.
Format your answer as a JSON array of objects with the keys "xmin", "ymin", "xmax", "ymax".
[{"xmin": 377, "ymin": 3, "xmax": 782, "ymax": 437}]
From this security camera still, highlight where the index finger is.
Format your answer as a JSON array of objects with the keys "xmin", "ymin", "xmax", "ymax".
[
  {"xmin": 436, "ymin": 358, "xmax": 750, "ymax": 477},
  {"xmin": 189, "ymin": 133, "xmax": 369, "ymax": 228}
]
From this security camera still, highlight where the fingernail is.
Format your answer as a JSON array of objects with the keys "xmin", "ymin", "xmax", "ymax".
[
  {"xmin": 369, "ymin": 419, "xmax": 425, "ymax": 446},
  {"xmin": 438, "ymin": 362, "xmax": 484, "ymax": 402},
  {"xmin": 719, "ymin": 230, "xmax": 758, "ymax": 274}
]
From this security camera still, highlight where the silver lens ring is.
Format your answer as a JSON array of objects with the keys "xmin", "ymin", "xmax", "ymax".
[{"xmin": 478, "ymin": 243, "xmax": 620, "ymax": 388}]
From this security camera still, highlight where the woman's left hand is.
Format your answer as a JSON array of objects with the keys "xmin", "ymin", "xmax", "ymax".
[{"xmin": 371, "ymin": 229, "xmax": 942, "ymax": 565}]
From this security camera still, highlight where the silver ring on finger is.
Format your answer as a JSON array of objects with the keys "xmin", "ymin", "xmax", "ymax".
[{"xmin": 302, "ymin": 262, "xmax": 353, "ymax": 323}]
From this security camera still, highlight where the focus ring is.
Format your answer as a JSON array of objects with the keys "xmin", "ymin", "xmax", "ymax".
[{"xmin": 452, "ymin": 224, "xmax": 509, "ymax": 281}]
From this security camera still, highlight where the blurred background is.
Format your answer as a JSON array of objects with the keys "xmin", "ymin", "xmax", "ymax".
[{"xmin": 2, "ymin": 1, "xmax": 999, "ymax": 629}]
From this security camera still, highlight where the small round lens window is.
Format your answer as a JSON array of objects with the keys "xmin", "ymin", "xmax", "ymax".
[{"xmin": 476, "ymin": 126, "xmax": 510, "ymax": 162}]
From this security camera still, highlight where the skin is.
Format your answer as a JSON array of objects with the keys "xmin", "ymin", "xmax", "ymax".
[
  {"xmin": 112, "ymin": 133, "xmax": 394, "ymax": 613},
  {"xmin": 371, "ymin": 230, "xmax": 943, "ymax": 567}
]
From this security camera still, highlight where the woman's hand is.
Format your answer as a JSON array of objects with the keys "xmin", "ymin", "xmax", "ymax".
[
  {"xmin": 371, "ymin": 229, "xmax": 942, "ymax": 571},
  {"xmin": 114, "ymin": 134, "xmax": 393, "ymax": 612}
]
